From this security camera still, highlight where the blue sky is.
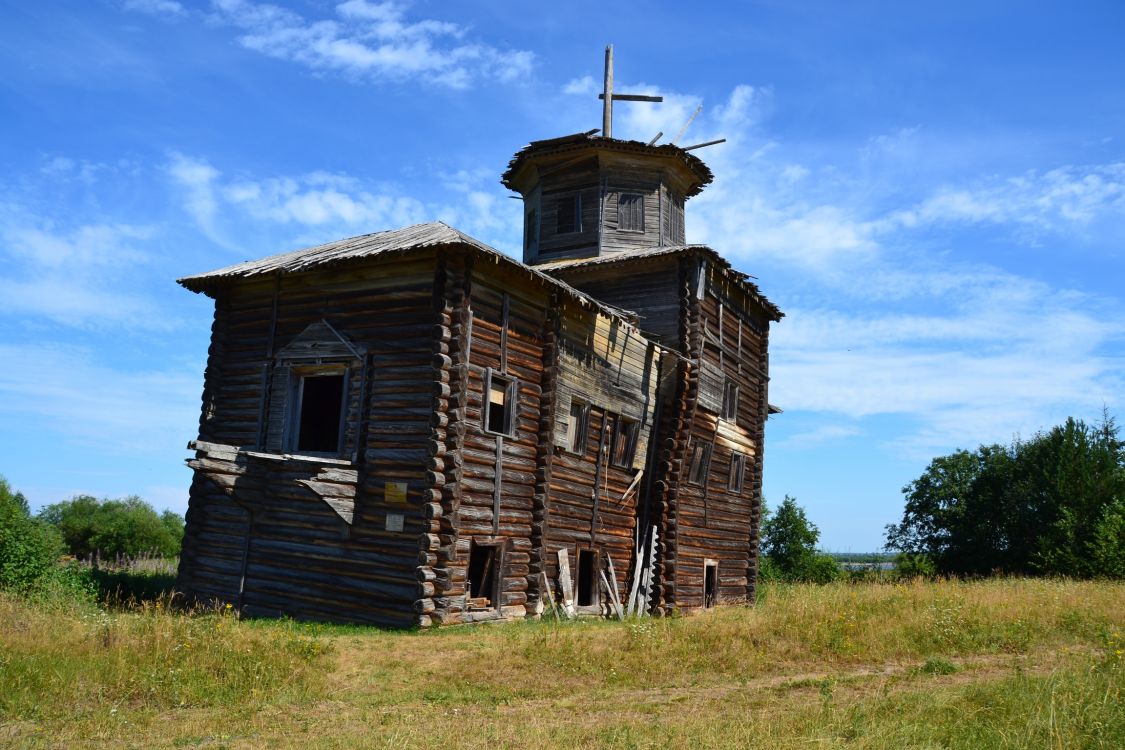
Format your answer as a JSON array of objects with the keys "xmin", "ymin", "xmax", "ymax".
[{"xmin": 1, "ymin": 0, "xmax": 1122, "ymax": 551}]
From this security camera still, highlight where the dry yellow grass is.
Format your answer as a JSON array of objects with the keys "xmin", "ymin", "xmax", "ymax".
[{"xmin": 2, "ymin": 578, "xmax": 1122, "ymax": 749}]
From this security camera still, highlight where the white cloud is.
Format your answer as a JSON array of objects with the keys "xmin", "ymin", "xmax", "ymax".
[{"xmin": 203, "ymin": 0, "xmax": 534, "ymax": 89}]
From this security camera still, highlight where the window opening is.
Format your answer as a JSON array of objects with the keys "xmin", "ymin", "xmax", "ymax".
[
  {"xmin": 576, "ymin": 549, "xmax": 598, "ymax": 607},
  {"xmin": 704, "ymin": 561, "xmax": 719, "ymax": 608},
  {"xmin": 524, "ymin": 207, "xmax": 539, "ymax": 255},
  {"xmin": 567, "ymin": 400, "xmax": 588, "ymax": 454},
  {"xmin": 556, "ymin": 193, "xmax": 581, "ymax": 234},
  {"xmin": 467, "ymin": 543, "xmax": 498, "ymax": 608},
  {"xmin": 618, "ymin": 193, "xmax": 644, "ymax": 232},
  {"xmin": 721, "ymin": 380, "xmax": 739, "ymax": 421},
  {"xmin": 295, "ymin": 373, "xmax": 345, "ymax": 453},
  {"xmin": 611, "ymin": 416, "xmax": 639, "ymax": 468},
  {"xmin": 668, "ymin": 194, "xmax": 685, "ymax": 242},
  {"xmin": 484, "ymin": 372, "xmax": 516, "ymax": 435},
  {"xmin": 729, "ymin": 452, "xmax": 746, "ymax": 494},
  {"xmin": 688, "ymin": 442, "xmax": 712, "ymax": 486}
]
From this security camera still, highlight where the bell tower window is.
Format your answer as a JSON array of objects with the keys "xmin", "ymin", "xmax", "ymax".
[{"xmin": 556, "ymin": 193, "xmax": 581, "ymax": 235}]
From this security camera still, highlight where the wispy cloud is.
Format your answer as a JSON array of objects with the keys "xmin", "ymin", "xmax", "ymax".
[
  {"xmin": 122, "ymin": 0, "xmax": 186, "ymax": 18},
  {"xmin": 0, "ymin": 343, "xmax": 199, "ymax": 456},
  {"xmin": 192, "ymin": 0, "xmax": 534, "ymax": 89},
  {"xmin": 0, "ymin": 191, "xmax": 171, "ymax": 329},
  {"xmin": 167, "ymin": 155, "xmax": 521, "ymax": 253}
]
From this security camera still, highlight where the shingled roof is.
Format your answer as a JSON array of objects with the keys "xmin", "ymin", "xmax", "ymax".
[
  {"xmin": 501, "ymin": 132, "xmax": 714, "ymax": 197},
  {"xmin": 177, "ymin": 221, "xmax": 638, "ymax": 322}
]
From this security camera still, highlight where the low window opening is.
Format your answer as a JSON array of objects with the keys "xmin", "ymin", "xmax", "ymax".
[
  {"xmin": 467, "ymin": 543, "xmax": 499, "ymax": 608},
  {"xmin": 729, "ymin": 452, "xmax": 746, "ymax": 494},
  {"xmin": 576, "ymin": 549, "xmax": 598, "ymax": 607},
  {"xmin": 611, "ymin": 416, "xmax": 639, "ymax": 468},
  {"xmin": 484, "ymin": 372, "xmax": 516, "ymax": 436},
  {"xmin": 688, "ymin": 442, "xmax": 712, "ymax": 486},
  {"xmin": 618, "ymin": 193, "xmax": 644, "ymax": 232},
  {"xmin": 567, "ymin": 400, "xmax": 588, "ymax": 454},
  {"xmin": 721, "ymin": 380, "xmax": 739, "ymax": 421},
  {"xmin": 704, "ymin": 561, "xmax": 719, "ymax": 608},
  {"xmin": 556, "ymin": 193, "xmax": 581, "ymax": 234},
  {"xmin": 296, "ymin": 373, "xmax": 345, "ymax": 453}
]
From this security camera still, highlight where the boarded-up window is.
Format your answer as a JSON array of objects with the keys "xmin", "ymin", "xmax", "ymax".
[
  {"xmin": 688, "ymin": 442, "xmax": 712, "ymax": 486},
  {"xmin": 611, "ymin": 416, "xmax": 639, "ymax": 468},
  {"xmin": 295, "ymin": 373, "xmax": 345, "ymax": 453},
  {"xmin": 721, "ymin": 380, "xmax": 739, "ymax": 422},
  {"xmin": 556, "ymin": 193, "xmax": 581, "ymax": 234},
  {"xmin": 618, "ymin": 193, "xmax": 644, "ymax": 232},
  {"xmin": 483, "ymin": 370, "xmax": 517, "ymax": 436},
  {"xmin": 668, "ymin": 194, "xmax": 685, "ymax": 243},
  {"xmin": 728, "ymin": 452, "xmax": 746, "ymax": 494},
  {"xmin": 566, "ymin": 400, "xmax": 589, "ymax": 454}
]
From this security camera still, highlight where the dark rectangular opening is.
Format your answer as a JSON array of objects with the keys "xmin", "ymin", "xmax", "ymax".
[
  {"xmin": 467, "ymin": 543, "xmax": 498, "ymax": 608},
  {"xmin": 524, "ymin": 207, "xmax": 539, "ymax": 255},
  {"xmin": 576, "ymin": 549, "xmax": 597, "ymax": 607},
  {"xmin": 297, "ymin": 373, "xmax": 345, "ymax": 453},
  {"xmin": 484, "ymin": 372, "xmax": 515, "ymax": 436},
  {"xmin": 721, "ymin": 379, "xmax": 739, "ymax": 421},
  {"xmin": 556, "ymin": 193, "xmax": 581, "ymax": 234},
  {"xmin": 704, "ymin": 561, "xmax": 719, "ymax": 608}
]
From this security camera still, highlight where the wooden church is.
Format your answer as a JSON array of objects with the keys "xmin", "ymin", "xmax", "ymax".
[{"xmin": 175, "ymin": 50, "xmax": 782, "ymax": 627}]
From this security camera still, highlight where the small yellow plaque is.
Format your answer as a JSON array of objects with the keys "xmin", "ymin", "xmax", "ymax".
[{"xmin": 385, "ymin": 481, "xmax": 408, "ymax": 504}]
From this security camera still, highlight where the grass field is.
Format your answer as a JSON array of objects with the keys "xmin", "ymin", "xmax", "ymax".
[{"xmin": 2, "ymin": 578, "xmax": 1123, "ymax": 749}]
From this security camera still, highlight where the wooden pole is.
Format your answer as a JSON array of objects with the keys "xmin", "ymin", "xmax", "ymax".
[{"xmin": 602, "ymin": 44, "xmax": 614, "ymax": 138}]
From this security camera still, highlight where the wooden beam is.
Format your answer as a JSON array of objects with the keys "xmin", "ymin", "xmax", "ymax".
[
  {"xmin": 682, "ymin": 138, "xmax": 727, "ymax": 152},
  {"xmin": 598, "ymin": 93, "xmax": 663, "ymax": 102}
]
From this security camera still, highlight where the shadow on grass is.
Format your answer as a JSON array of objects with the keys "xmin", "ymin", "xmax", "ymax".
[{"xmin": 90, "ymin": 568, "xmax": 178, "ymax": 605}]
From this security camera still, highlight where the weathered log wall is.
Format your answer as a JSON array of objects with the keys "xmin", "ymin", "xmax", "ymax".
[{"xmin": 178, "ymin": 257, "xmax": 442, "ymax": 627}]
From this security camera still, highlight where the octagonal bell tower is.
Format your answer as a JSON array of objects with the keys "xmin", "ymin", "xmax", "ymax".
[{"xmin": 502, "ymin": 46, "xmax": 719, "ymax": 266}]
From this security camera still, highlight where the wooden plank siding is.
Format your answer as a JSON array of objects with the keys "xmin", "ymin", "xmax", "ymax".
[{"xmin": 545, "ymin": 248, "xmax": 777, "ymax": 613}]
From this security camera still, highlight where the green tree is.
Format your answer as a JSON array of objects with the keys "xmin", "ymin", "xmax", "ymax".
[
  {"xmin": 761, "ymin": 496, "xmax": 838, "ymax": 583},
  {"xmin": 886, "ymin": 414, "xmax": 1125, "ymax": 577},
  {"xmin": 0, "ymin": 476, "xmax": 65, "ymax": 593},
  {"xmin": 38, "ymin": 495, "xmax": 183, "ymax": 559}
]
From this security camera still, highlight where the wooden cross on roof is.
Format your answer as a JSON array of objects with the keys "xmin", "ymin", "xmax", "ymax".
[{"xmin": 599, "ymin": 45, "xmax": 663, "ymax": 139}]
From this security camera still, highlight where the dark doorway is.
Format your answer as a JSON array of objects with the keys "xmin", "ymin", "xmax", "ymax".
[
  {"xmin": 467, "ymin": 543, "xmax": 498, "ymax": 608},
  {"xmin": 704, "ymin": 561, "xmax": 719, "ymax": 608},
  {"xmin": 576, "ymin": 549, "xmax": 597, "ymax": 607}
]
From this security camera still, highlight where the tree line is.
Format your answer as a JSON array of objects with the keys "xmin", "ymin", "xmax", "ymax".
[
  {"xmin": 0, "ymin": 478, "xmax": 183, "ymax": 595},
  {"xmin": 885, "ymin": 414, "xmax": 1125, "ymax": 578}
]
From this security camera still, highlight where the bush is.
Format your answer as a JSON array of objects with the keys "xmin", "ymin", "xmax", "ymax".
[
  {"xmin": 0, "ymin": 476, "xmax": 93, "ymax": 598},
  {"xmin": 895, "ymin": 552, "xmax": 937, "ymax": 579},
  {"xmin": 38, "ymin": 495, "xmax": 184, "ymax": 559}
]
